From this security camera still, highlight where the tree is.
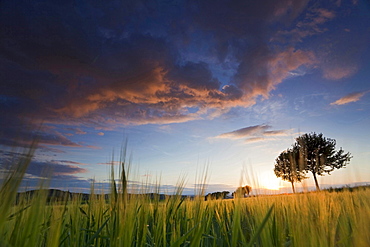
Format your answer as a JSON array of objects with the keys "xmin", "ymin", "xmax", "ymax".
[
  {"xmin": 221, "ymin": 191, "xmax": 230, "ymax": 198},
  {"xmin": 232, "ymin": 185, "xmax": 252, "ymax": 198},
  {"xmin": 294, "ymin": 133, "xmax": 352, "ymax": 191},
  {"xmin": 205, "ymin": 191, "xmax": 230, "ymax": 201},
  {"xmin": 274, "ymin": 147, "xmax": 307, "ymax": 193}
]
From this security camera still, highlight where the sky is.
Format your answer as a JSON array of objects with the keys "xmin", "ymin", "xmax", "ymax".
[{"xmin": 1, "ymin": 0, "xmax": 369, "ymax": 195}]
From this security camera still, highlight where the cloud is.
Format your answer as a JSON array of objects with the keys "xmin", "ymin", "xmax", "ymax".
[
  {"xmin": 216, "ymin": 124, "xmax": 290, "ymax": 142},
  {"xmin": 264, "ymin": 130, "xmax": 290, "ymax": 136},
  {"xmin": 217, "ymin": 125, "xmax": 271, "ymax": 139},
  {"xmin": 276, "ymin": 7, "xmax": 336, "ymax": 43},
  {"xmin": 86, "ymin": 145, "xmax": 102, "ymax": 150},
  {"xmin": 0, "ymin": 1, "xmax": 312, "ymax": 122},
  {"xmin": 0, "ymin": 121, "xmax": 83, "ymax": 148},
  {"xmin": 60, "ymin": 128, "xmax": 87, "ymax": 136},
  {"xmin": 330, "ymin": 91, "xmax": 368, "ymax": 105},
  {"xmin": 97, "ymin": 132, "xmax": 104, "ymax": 136},
  {"xmin": 51, "ymin": 160, "xmax": 89, "ymax": 166},
  {"xmin": 97, "ymin": 161, "xmax": 121, "ymax": 166},
  {"xmin": 0, "ymin": 153, "xmax": 87, "ymax": 178},
  {"xmin": 0, "ymin": 0, "xmax": 365, "ymax": 148},
  {"xmin": 273, "ymin": 2, "xmax": 366, "ymax": 82},
  {"xmin": 245, "ymin": 137, "xmax": 266, "ymax": 143},
  {"xmin": 75, "ymin": 129, "xmax": 87, "ymax": 135},
  {"xmin": 0, "ymin": 118, "xmax": 97, "ymax": 150},
  {"xmin": 26, "ymin": 160, "xmax": 88, "ymax": 177},
  {"xmin": 192, "ymin": 183, "xmax": 237, "ymax": 194},
  {"xmin": 322, "ymin": 66, "xmax": 358, "ymax": 80},
  {"xmin": 17, "ymin": 174, "xmax": 93, "ymax": 193},
  {"xmin": 234, "ymin": 48, "xmax": 315, "ymax": 100}
]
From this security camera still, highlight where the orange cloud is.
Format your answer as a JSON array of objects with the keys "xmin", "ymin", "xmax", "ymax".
[
  {"xmin": 2, "ymin": 0, "xmax": 360, "ymax": 142},
  {"xmin": 245, "ymin": 137, "xmax": 266, "ymax": 143},
  {"xmin": 215, "ymin": 125, "xmax": 290, "ymax": 142},
  {"xmin": 75, "ymin": 128, "xmax": 87, "ymax": 135},
  {"xmin": 217, "ymin": 125, "xmax": 271, "ymax": 139},
  {"xmin": 238, "ymin": 48, "xmax": 315, "ymax": 100},
  {"xmin": 268, "ymin": 48, "xmax": 315, "ymax": 84},
  {"xmin": 322, "ymin": 66, "xmax": 358, "ymax": 80},
  {"xmin": 330, "ymin": 91, "xmax": 367, "ymax": 105},
  {"xmin": 264, "ymin": 130, "xmax": 289, "ymax": 136},
  {"xmin": 47, "ymin": 47, "xmax": 313, "ymax": 126}
]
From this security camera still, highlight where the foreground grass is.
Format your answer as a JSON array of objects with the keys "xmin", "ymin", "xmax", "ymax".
[{"xmin": 1, "ymin": 147, "xmax": 369, "ymax": 246}]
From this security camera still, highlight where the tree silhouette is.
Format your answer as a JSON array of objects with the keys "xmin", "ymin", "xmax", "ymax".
[
  {"xmin": 294, "ymin": 133, "xmax": 352, "ymax": 191},
  {"xmin": 232, "ymin": 185, "xmax": 252, "ymax": 198},
  {"xmin": 205, "ymin": 191, "xmax": 230, "ymax": 200},
  {"xmin": 274, "ymin": 147, "xmax": 307, "ymax": 193}
]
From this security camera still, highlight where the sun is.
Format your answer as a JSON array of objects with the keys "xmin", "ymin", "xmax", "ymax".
[
  {"xmin": 262, "ymin": 181, "xmax": 281, "ymax": 191},
  {"xmin": 257, "ymin": 173, "xmax": 281, "ymax": 191}
]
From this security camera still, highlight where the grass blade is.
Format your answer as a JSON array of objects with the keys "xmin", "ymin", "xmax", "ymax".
[{"xmin": 246, "ymin": 205, "xmax": 274, "ymax": 247}]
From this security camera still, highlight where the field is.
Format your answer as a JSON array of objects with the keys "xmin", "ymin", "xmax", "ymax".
[{"xmin": 1, "ymin": 148, "xmax": 370, "ymax": 247}]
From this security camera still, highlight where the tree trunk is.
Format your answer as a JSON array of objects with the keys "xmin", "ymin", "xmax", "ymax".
[
  {"xmin": 291, "ymin": 181, "xmax": 296, "ymax": 193},
  {"xmin": 312, "ymin": 172, "xmax": 320, "ymax": 191}
]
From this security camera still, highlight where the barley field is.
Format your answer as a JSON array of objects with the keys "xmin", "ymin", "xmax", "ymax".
[{"xmin": 1, "ymin": 147, "xmax": 369, "ymax": 247}]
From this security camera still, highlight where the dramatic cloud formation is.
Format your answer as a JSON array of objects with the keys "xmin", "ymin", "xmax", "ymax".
[
  {"xmin": 330, "ymin": 91, "xmax": 368, "ymax": 105},
  {"xmin": 0, "ymin": 0, "xmax": 367, "ymax": 153},
  {"xmin": 0, "ymin": 0, "xmax": 368, "ymax": 195}
]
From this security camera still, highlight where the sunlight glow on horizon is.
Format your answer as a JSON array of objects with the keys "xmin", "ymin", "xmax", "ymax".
[{"xmin": 255, "ymin": 172, "xmax": 282, "ymax": 191}]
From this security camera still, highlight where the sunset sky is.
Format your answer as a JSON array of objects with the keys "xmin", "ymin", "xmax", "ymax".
[{"xmin": 1, "ymin": 0, "xmax": 369, "ymax": 194}]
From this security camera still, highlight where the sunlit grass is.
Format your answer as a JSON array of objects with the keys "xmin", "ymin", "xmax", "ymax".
[{"xmin": 0, "ymin": 145, "xmax": 369, "ymax": 246}]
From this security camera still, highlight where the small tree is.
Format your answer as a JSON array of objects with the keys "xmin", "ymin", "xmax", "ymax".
[
  {"xmin": 295, "ymin": 133, "xmax": 352, "ymax": 191},
  {"xmin": 274, "ymin": 147, "xmax": 307, "ymax": 193},
  {"xmin": 232, "ymin": 185, "xmax": 252, "ymax": 198},
  {"xmin": 205, "ymin": 191, "xmax": 230, "ymax": 200},
  {"xmin": 221, "ymin": 191, "xmax": 230, "ymax": 198}
]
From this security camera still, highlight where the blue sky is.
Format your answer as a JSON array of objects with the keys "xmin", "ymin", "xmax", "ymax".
[{"xmin": 1, "ymin": 0, "xmax": 369, "ymax": 194}]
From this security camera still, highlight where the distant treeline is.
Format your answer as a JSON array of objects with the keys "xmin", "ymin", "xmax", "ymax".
[
  {"xmin": 323, "ymin": 185, "xmax": 370, "ymax": 193},
  {"xmin": 205, "ymin": 191, "xmax": 230, "ymax": 201},
  {"xmin": 15, "ymin": 185, "xmax": 369, "ymax": 204},
  {"xmin": 15, "ymin": 189, "xmax": 194, "ymax": 204}
]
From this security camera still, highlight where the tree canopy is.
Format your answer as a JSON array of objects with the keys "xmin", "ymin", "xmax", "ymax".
[
  {"xmin": 205, "ymin": 191, "xmax": 230, "ymax": 201},
  {"xmin": 232, "ymin": 185, "xmax": 252, "ymax": 198},
  {"xmin": 294, "ymin": 133, "xmax": 352, "ymax": 190},
  {"xmin": 274, "ymin": 147, "xmax": 307, "ymax": 193},
  {"xmin": 274, "ymin": 132, "xmax": 352, "ymax": 191}
]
